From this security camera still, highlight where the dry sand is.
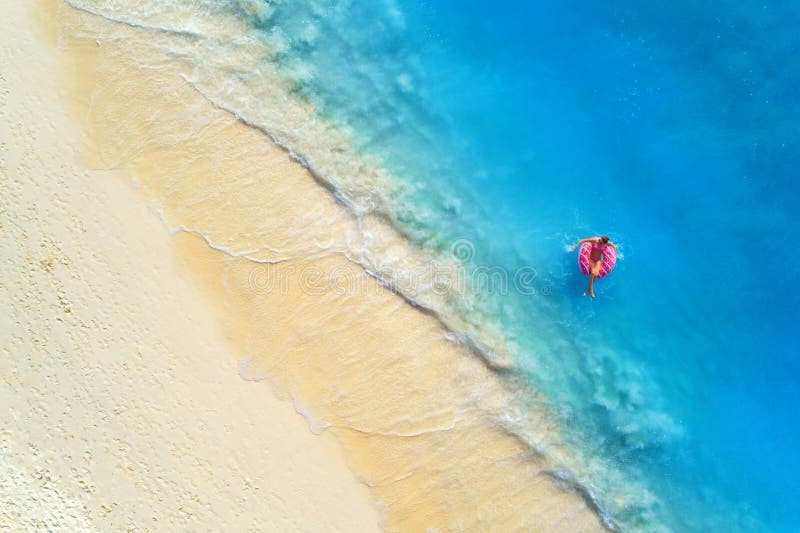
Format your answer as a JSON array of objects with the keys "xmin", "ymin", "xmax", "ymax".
[{"xmin": 0, "ymin": 2, "xmax": 381, "ymax": 531}]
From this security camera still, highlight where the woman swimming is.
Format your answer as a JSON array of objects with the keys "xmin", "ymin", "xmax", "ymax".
[{"xmin": 572, "ymin": 236, "xmax": 616, "ymax": 298}]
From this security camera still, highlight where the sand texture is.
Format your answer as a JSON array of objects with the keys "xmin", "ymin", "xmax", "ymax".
[{"xmin": 0, "ymin": 3, "xmax": 380, "ymax": 531}]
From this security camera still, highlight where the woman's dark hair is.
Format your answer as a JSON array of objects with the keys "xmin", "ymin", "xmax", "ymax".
[{"xmin": 600, "ymin": 235, "xmax": 610, "ymax": 244}]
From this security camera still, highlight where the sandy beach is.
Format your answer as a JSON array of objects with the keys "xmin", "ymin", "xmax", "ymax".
[
  {"xmin": 2, "ymin": 1, "xmax": 606, "ymax": 531},
  {"xmin": 1, "ymin": 3, "xmax": 380, "ymax": 530}
]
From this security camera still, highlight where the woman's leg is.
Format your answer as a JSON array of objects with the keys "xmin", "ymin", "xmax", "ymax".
[
  {"xmin": 583, "ymin": 273, "xmax": 595, "ymax": 296},
  {"xmin": 587, "ymin": 261, "xmax": 602, "ymax": 297},
  {"xmin": 584, "ymin": 261, "xmax": 597, "ymax": 296}
]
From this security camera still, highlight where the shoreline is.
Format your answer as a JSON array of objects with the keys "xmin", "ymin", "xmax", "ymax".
[{"xmin": 7, "ymin": 0, "xmax": 610, "ymax": 530}]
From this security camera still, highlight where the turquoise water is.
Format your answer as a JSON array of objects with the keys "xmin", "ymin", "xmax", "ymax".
[{"xmin": 241, "ymin": 1, "xmax": 799, "ymax": 530}]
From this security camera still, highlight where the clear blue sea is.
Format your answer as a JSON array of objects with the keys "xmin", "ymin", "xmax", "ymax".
[{"xmin": 240, "ymin": 1, "xmax": 799, "ymax": 530}]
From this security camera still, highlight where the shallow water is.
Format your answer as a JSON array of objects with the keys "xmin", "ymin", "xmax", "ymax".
[{"xmin": 59, "ymin": 0, "xmax": 800, "ymax": 530}]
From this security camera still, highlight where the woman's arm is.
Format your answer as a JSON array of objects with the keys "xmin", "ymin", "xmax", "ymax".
[{"xmin": 571, "ymin": 237, "xmax": 597, "ymax": 251}]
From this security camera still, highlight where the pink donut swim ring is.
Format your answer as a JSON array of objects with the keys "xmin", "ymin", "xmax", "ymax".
[{"xmin": 578, "ymin": 242, "xmax": 617, "ymax": 278}]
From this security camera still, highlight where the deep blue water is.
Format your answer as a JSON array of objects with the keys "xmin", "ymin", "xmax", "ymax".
[{"xmin": 249, "ymin": 1, "xmax": 800, "ymax": 530}]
